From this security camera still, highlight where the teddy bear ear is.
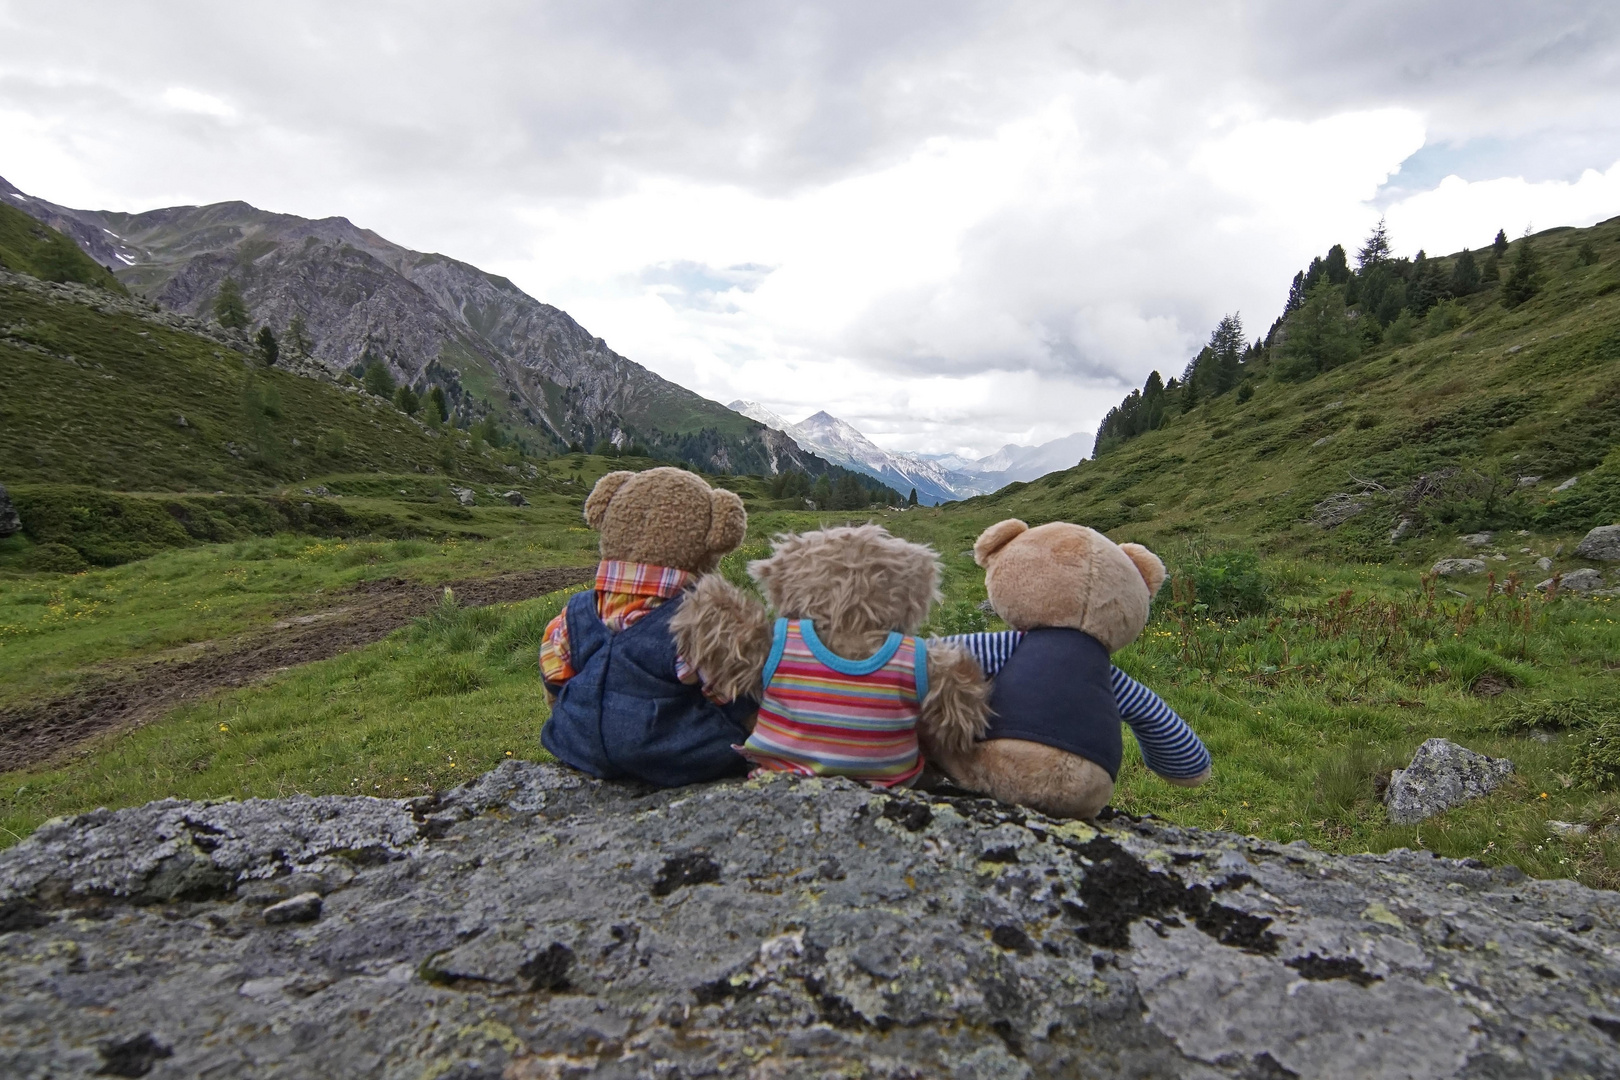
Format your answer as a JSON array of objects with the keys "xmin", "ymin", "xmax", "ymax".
[
  {"xmin": 706, "ymin": 487, "xmax": 747, "ymax": 555},
  {"xmin": 973, "ymin": 519, "xmax": 1028, "ymax": 568},
  {"xmin": 583, "ymin": 471, "xmax": 635, "ymax": 530},
  {"xmin": 1119, "ymin": 543, "xmax": 1167, "ymax": 597}
]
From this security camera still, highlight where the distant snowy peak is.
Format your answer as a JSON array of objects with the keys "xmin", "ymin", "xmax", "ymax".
[
  {"xmin": 921, "ymin": 432, "xmax": 1094, "ymax": 484},
  {"xmin": 728, "ymin": 400, "xmax": 799, "ymax": 441}
]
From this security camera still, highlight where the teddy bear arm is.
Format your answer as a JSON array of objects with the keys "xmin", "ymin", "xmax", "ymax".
[
  {"xmin": 1162, "ymin": 766, "xmax": 1211, "ymax": 787},
  {"xmin": 669, "ymin": 574, "xmax": 774, "ymax": 702},
  {"xmin": 917, "ymin": 639, "xmax": 990, "ymax": 757}
]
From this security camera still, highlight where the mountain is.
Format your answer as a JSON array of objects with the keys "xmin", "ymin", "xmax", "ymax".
[
  {"xmin": 923, "ymin": 432, "xmax": 1094, "ymax": 485},
  {"xmin": 0, "ymin": 201, "xmax": 126, "ymax": 294},
  {"xmin": 0, "ymin": 178, "xmax": 838, "ymax": 479},
  {"xmin": 725, "ymin": 402, "xmax": 990, "ymax": 504},
  {"xmin": 957, "ymin": 216, "xmax": 1620, "ymax": 553}
]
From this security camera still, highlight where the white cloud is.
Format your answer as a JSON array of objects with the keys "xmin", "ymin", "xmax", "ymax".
[
  {"xmin": 3, "ymin": 1, "xmax": 1619, "ymax": 456},
  {"xmin": 160, "ymin": 86, "xmax": 236, "ymax": 119}
]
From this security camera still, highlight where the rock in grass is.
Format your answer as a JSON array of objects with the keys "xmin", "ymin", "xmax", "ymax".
[
  {"xmin": 1537, "ymin": 568, "xmax": 1606, "ymax": 593},
  {"xmin": 1460, "ymin": 531, "xmax": 1495, "ymax": 547},
  {"xmin": 449, "ymin": 485, "xmax": 476, "ymax": 507},
  {"xmin": 1385, "ymin": 738, "xmax": 1514, "ymax": 824},
  {"xmin": 1432, "ymin": 557, "xmax": 1486, "ymax": 577},
  {"xmin": 262, "ymin": 891, "xmax": 322, "ymax": 924},
  {"xmin": 0, "ymin": 482, "xmax": 19, "ymax": 538},
  {"xmin": 1575, "ymin": 525, "xmax": 1620, "ymax": 562},
  {"xmin": 4, "ymin": 762, "xmax": 1620, "ymax": 1077},
  {"xmin": 502, "ymin": 490, "xmax": 528, "ymax": 507}
]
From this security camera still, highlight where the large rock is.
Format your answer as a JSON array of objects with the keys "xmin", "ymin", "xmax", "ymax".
[
  {"xmin": 3, "ymin": 763, "xmax": 1619, "ymax": 1078},
  {"xmin": 1385, "ymin": 738, "xmax": 1514, "ymax": 824},
  {"xmin": 1431, "ymin": 558, "xmax": 1485, "ymax": 577},
  {"xmin": 1575, "ymin": 525, "xmax": 1620, "ymax": 562},
  {"xmin": 0, "ymin": 482, "xmax": 18, "ymax": 538},
  {"xmin": 1537, "ymin": 568, "xmax": 1606, "ymax": 593}
]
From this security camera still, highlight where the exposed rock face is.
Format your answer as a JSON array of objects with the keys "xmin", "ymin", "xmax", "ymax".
[
  {"xmin": 1386, "ymin": 739, "xmax": 1515, "ymax": 825},
  {"xmin": 1432, "ymin": 558, "xmax": 1486, "ymax": 577},
  {"xmin": 1576, "ymin": 525, "xmax": 1620, "ymax": 562},
  {"xmin": 3, "ymin": 763, "xmax": 1619, "ymax": 1078},
  {"xmin": 0, "ymin": 481, "xmax": 19, "ymax": 538}
]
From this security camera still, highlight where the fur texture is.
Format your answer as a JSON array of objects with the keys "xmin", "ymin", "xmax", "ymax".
[
  {"xmin": 934, "ymin": 519, "xmax": 1200, "ymax": 820},
  {"xmin": 669, "ymin": 575, "xmax": 774, "ymax": 709},
  {"xmin": 673, "ymin": 524, "xmax": 990, "ymax": 759},
  {"xmin": 584, "ymin": 467, "xmax": 746, "ymax": 573},
  {"xmin": 750, "ymin": 524, "xmax": 940, "ymax": 660}
]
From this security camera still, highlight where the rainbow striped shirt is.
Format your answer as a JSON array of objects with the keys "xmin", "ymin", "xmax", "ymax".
[{"xmin": 738, "ymin": 619, "xmax": 928, "ymax": 788}]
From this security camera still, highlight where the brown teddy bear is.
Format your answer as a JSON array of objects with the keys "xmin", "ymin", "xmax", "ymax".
[
  {"xmin": 670, "ymin": 524, "xmax": 988, "ymax": 786},
  {"xmin": 539, "ymin": 467, "xmax": 759, "ymax": 787},
  {"xmin": 933, "ymin": 520, "xmax": 1211, "ymax": 819}
]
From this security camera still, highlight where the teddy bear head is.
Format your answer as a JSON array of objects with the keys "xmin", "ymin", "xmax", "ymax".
[
  {"xmin": 583, "ymin": 467, "xmax": 747, "ymax": 573},
  {"xmin": 973, "ymin": 519, "xmax": 1166, "ymax": 653},
  {"xmin": 749, "ymin": 524, "xmax": 941, "ymax": 638}
]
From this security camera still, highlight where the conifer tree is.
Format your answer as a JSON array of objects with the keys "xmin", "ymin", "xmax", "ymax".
[
  {"xmin": 363, "ymin": 358, "xmax": 395, "ymax": 398},
  {"xmin": 287, "ymin": 314, "xmax": 311, "ymax": 356},
  {"xmin": 1450, "ymin": 248, "xmax": 1480, "ymax": 295},
  {"xmin": 394, "ymin": 385, "xmax": 421, "ymax": 416},
  {"xmin": 1492, "ymin": 229, "xmax": 1509, "ymax": 258},
  {"xmin": 1285, "ymin": 271, "xmax": 1307, "ymax": 314},
  {"xmin": 254, "ymin": 325, "xmax": 279, "ymax": 366},
  {"xmin": 907, "ymin": 487, "xmax": 918, "ymax": 506},
  {"xmin": 428, "ymin": 386, "xmax": 449, "ymax": 423},
  {"xmin": 1322, "ymin": 244, "xmax": 1350, "ymax": 284},
  {"xmin": 1356, "ymin": 219, "xmax": 1392, "ymax": 269},
  {"xmin": 213, "ymin": 276, "xmax": 249, "ymax": 330},
  {"xmin": 1501, "ymin": 237, "xmax": 1540, "ymax": 308},
  {"xmin": 1210, "ymin": 314, "xmax": 1244, "ymax": 395}
]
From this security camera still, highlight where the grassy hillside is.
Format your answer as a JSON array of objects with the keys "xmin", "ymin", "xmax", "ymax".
[
  {"xmin": 968, "ymin": 218, "xmax": 1620, "ymax": 554},
  {"xmin": 0, "ymin": 203, "xmax": 125, "ymax": 293}
]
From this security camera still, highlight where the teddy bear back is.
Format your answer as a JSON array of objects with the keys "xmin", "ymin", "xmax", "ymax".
[
  {"xmin": 584, "ymin": 467, "xmax": 746, "ymax": 574},
  {"xmin": 973, "ymin": 520, "xmax": 1166, "ymax": 653},
  {"xmin": 749, "ymin": 524, "xmax": 941, "ymax": 653}
]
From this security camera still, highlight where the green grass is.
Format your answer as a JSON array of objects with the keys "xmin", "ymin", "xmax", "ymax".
[
  {"xmin": 0, "ymin": 203, "xmax": 126, "ymax": 292},
  {"xmin": 0, "ymin": 585, "xmax": 584, "ymax": 844}
]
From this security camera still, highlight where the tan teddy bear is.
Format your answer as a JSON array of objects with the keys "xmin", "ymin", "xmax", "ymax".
[
  {"xmin": 931, "ymin": 520, "xmax": 1211, "ymax": 819},
  {"xmin": 670, "ymin": 524, "xmax": 988, "ymax": 786},
  {"xmin": 538, "ymin": 467, "xmax": 758, "ymax": 787}
]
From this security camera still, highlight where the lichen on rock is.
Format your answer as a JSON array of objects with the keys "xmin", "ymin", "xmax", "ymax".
[{"xmin": 2, "ymin": 761, "xmax": 1619, "ymax": 1078}]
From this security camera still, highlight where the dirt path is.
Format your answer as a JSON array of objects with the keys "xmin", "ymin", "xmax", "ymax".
[{"xmin": 0, "ymin": 566, "xmax": 593, "ymax": 774}]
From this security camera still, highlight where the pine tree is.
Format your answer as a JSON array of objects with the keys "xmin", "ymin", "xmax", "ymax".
[
  {"xmin": 1501, "ymin": 237, "xmax": 1540, "ymax": 308},
  {"xmin": 1285, "ymin": 271, "xmax": 1307, "ymax": 314},
  {"xmin": 1492, "ymin": 229, "xmax": 1509, "ymax": 258},
  {"xmin": 1322, "ymin": 244, "xmax": 1350, "ymax": 284},
  {"xmin": 254, "ymin": 326, "xmax": 279, "ymax": 366},
  {"xmin": 428, "ymin": 386, "xmax": 449, "ymax": 423},
  {"xmin": 363, "ymin": 358, "xmax": 395, "ymax": 398},
  {"xmin": 394, "ymin": 385, "xmax": 421, "ymax": 416},
  {"xmin": 1356, "ymin": 219, "xmax": 1392, "ymax": 270},
  {"xmin": 811, "ymin": 475, "xmax": 833, "ymax": 508},
  {"xmin": 1209, "ymin": 314, "xmax": 1244, "ymax": 395},
  {"xmin": 213, "ymin": 277, "xmax": 249, "ymax": 330},
  {"xmin": 907, "ymin": 487, "xmax": 918, "ymax": 506},
  {"xmin": 1450, "ymin": 248, "xmax": 1480, "ymax": 295},
  {"xmin": 287, "ymin": 314, "xmax": 311, "ymax": 356}
]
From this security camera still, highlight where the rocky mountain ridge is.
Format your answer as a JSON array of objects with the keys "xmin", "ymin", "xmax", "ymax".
[
  {"xmin": 2, "ymin": 761, "xmax": 1618, "ymax": 1078},
  {"xmin": 0, "ymin": 177, "xmax": 828, "ymax": 478}
]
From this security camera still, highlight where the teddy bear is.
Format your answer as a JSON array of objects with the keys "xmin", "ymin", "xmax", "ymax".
[
  {"xmin": 933, "ymin": 519, "xmax": 1211, "ymax": 819},
  {"xmin": 669, "ymin": 523, "xmax": 988, "ymax": 787},
  {"xmin": 539, "ymin": 467, "xmax": 759, "ymax": 787}
]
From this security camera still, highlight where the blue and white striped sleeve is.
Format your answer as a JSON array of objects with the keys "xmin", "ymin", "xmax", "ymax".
[
  {"xmin": 1110, "ymin": 667, "xmax": 1211, "ymax": 780},
  {"xmin": 941, "ymin": 630, "xmax": 1025, "ymax": 676}
]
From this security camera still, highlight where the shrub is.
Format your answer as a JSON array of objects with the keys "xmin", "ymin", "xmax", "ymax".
[
  {"xmin": 930, "ymin": 600, "xmax": 989, "ymax": 636},
  {"xmin": 1493, "ymin": 694, "xmax": 1614, "ymax": 734},
  {"xmin": 407, "ymin": 657, "xmax": 483, "ymax": 699},
  {"xmin": 1181, "ymin": 548, "xmax": 1269, "ymax": 617},
  {"xmin": 1572, "ymin": 719, "xmax": 1620, "ymax": 790}
]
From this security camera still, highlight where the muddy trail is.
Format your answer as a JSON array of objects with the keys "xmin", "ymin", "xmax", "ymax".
[{"xmin": 0, "ymin": 566, "xmax": 593, "ymax": 774}]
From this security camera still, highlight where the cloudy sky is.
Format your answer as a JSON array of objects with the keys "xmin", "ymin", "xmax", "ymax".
[{"xmin": 4, "ymin": 2, "xmax": 1619, "ymax": 457}]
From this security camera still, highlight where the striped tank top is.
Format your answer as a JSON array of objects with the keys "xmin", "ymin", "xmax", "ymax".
[{"xmin": 738, "ymin": 618, "xmax": 929, "ymax": 787}]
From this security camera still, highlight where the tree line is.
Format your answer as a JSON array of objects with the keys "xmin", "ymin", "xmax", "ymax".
[{"xmin": 1093, "ymin": 219, "xmax": 1558, "ymax": 455}]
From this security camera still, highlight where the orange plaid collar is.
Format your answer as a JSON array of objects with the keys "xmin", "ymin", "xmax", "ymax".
[{"xmin": 594, "ymin": 559, "xmax": 696, "ymax": 600}]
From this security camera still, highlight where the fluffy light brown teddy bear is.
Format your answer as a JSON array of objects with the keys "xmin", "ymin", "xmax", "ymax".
[
  {"xmin": 670, "ymin": 524, "xmax": 988, "ymax": 786},
  {"xmin": 538, "ymin": 467, "xmax": 759, "ymax": 788},
  {"xmin": 930, "ymin": 520, "xmax": 1211, "ymax": 819}
]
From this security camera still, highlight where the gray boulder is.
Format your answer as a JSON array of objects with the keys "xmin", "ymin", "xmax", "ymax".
[
  {"xmin": 449, "ymin": 485, "xmax": 476, "ymax": 507},
  {"xmin": 4, "ymin": 762, "xmax": 1620, "ymax": 1077},
  {"xmin": 1553, "ymin": 476, "xmax": 1579, "ymax": 492},
  {"xmin": 1575, "ymin": 525, "xmax": 1620, "ymax": 562},
  {"xmin": 0, "ymin": 482, "xmax": 18, "ymax": 538},
  {"xmin": 1385, "ymin": 738, "xmax": 1514, "ymax": 825},
  {"xmin": 1431, "ymin": 558, "xmax": 1485, "ymax": 577},
  {"xmin": 501, "ymin": 490, "xmax": 529, "ymax": 507},
  {"xmin": 1537, "ymin": 568, "xmax": 1606, "ymax": 593},
  {"xmin": 1459, "ymin": 531, "xmax": 1494, "ymax": 547}
]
